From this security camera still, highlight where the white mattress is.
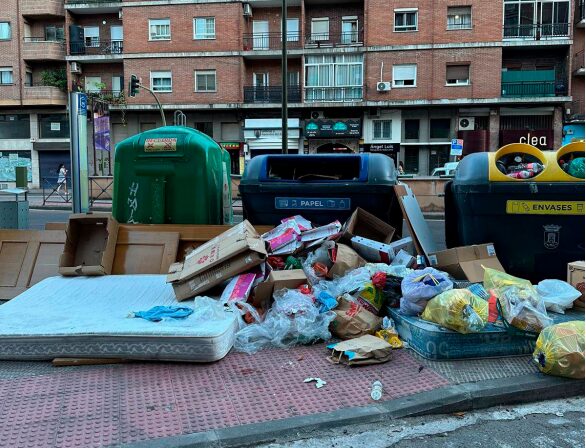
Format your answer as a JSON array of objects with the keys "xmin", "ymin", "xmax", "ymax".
[{"xmin": 0, "ymin": 275, "xmax": 238, "ymax": 362}]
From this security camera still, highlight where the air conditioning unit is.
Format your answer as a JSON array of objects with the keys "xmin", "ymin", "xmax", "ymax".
[
  {"xmin": 70, "ymin": 62, "xmax": 82, "ymax": 74},
  {"xmin": 311, "ymin": 111, "xmax": 324, "ymax": 120},
  {"xmin": 243, "ymin": 3, "xmax": 252, "ymax": 17},
  {"xmin": 377, "ymin": 81, "xmax": 391, "ymax": 92},
  {"xmin": 458, "ymin": 117, "xmax": 475, "ymax": 131}
]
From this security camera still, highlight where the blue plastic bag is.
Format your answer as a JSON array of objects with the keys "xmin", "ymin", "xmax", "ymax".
[{"xmin": 400, "ymin": 268, "xmax": 453, "ymax": 316}]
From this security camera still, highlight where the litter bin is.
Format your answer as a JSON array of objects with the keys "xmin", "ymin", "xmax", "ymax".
[
  {"xmin": 112, "ymin": 126, "xmax": 232, "ymax": 224},
  {"xmin": 0, "ymin": 188, "xmax": 29, "ymax": 229},
  {"xmin": 445, "ymin": 142, "xmax": 585, "ymax": 282},
  {"xmin": 239, "ymin": 153, "xmax": 402, "ymax": 229}
]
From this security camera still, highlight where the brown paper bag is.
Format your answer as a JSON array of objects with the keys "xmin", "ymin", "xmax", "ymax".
[
  {"xmin": 327, "ymin": 244, "xmax": 367, "ymax": 279},
  {"xmin": 330, "ymin": 294, "xmax": 383, "ymax": 339},
  {"xmin": 328, "ymin": 335, "xmax": 392, "ymax": 366}
]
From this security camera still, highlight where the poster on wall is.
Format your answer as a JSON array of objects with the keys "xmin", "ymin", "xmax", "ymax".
[
  {"xmin": 93, "ymin": 113, "xmax": 111, "ymax": 152},
  {"xmin": 0, "ymin": 152, "xmax": 32, "ymax": 182}
]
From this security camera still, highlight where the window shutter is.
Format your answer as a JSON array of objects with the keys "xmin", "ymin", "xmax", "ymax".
[
  {"xmin": 448, "ymin": 7, "xmax": 471, "ymax": 16},
  {"xmin": 446, "ymin": 65, "xmax": 469, "ymax": 79},
  {"xmin": 394, "ymin": 65, "xmax": 416, "ymax": 80}
]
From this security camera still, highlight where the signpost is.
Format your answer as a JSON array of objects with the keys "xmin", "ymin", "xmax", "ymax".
[
  {"xmin": 450, "ymin": 138, "xmax": 463, "ymax": 157},
  {"xmin": 69, "ymin": 92, "xmax": 89, "ymax": 213}
]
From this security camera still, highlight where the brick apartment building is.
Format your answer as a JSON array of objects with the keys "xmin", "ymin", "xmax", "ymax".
[
  {"xmin": 0, "ymin": 0, "xmax": 69, "ymax": 187},
  {"xmin": 0, "ymin": 0, "xmax": 583, "ymax": 184}
]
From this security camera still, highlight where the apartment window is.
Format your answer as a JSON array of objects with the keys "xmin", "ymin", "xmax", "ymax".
[
  {"xmin": 194, "ymin": 17, "xmax": 215, "ymax": 40},
  {"xmin": 0, "ymin": 68, "xmax": 13, "ymax": 85},
  {"xmin": 394, "ymin": 9, "xmax": 418, "ymax": 32},
  {"xmin": 392, "ymin": 64, "xmax": 417, "ymax": 87},
  {"xmin": 504, "ymin": 0, "xmax": 570, "ymax": 37},
  {"xmin": 195, "ymin": 70, "xmax": 216, "ymax": 92},
  {"xmin": 149, "ymin": 19, "xmax": 171, "ymax": 40},
  {"xmin": 305, "ymin": 54, "xmax": 363, "ymax": 102},
  {"xmin": 282, "ymin": 18, "xmax": 299, "ymax": 42},
  {"xmin": 84, "ymin": 76, "xmax": 102, "ymax": 92},
  {"xmin": 311, "ymin": 18, "xmax": 329, "ymax": 41},
  {"xmin": 39, "ymin": 114, "xmax": 69, "ymax": 139},
  {"xmin": 45, "ymin": 25, "xmax": 65, "ymax": 41},
  {"xmin": 446, "ymin": 64, "xmax": 470, "ymax": 85},
  {"xmin": 288, "ymin": 71, "xmax": 300, "ymax": 86},
  {"xmin": 447, "ymin": 6, "xmax": 472, "ymax": 30},
  {"xmin": 84, "ymin": 27, "xmax": 99, "ymax": 47},
  {"xmin": 373, "ymin": 120, "xmax": 392, "ymax": 140},
  {"xmin": 194, "ymin": 122, "xmax": 213, "ymax": 137},
  {"xmin": 341, "ymin": 17, "xmax": 359, "ymax": 44},
  {"xmin": 430, "ymin": 118, "xmax": 452, "ymax": 139},
  {"xmin": 0, "ymin": 114, "xmax": 30, "ymax": 139},
  {"xmin": 150, "ymin": 71, "xmax": 172, "ymax": 92},
  {"xmin": 25, "ymin": 72, "xmax": 33, "ymax": 87},
  {"xmin": 0, "ymin": 22, "xmax": 11, "ymax": 40},
  {"xmin": 404, "ymin": 119, "xmax": 420, "ymax": 139}
]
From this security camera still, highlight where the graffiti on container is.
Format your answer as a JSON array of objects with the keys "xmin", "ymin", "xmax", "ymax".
[{"xmin": 127, "ymin": 182, "xmax": 139, "ymax": 224}]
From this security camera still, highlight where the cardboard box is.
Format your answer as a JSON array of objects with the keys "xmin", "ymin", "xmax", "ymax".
[
  {"xmin": 428, "ymin": 243, "xmax": 504, "ymax": 283},
  {"xmin": 252, "ymin": 269, "xmax": 308, "ymax": 309},
  {"xmin": 351, "ymin": 236, "xmax": 414, "ymax": 264},
  {"xmin": 328, "ymin": 244, "xmax": 367, "ymax": 279},
  {"xmin": 567, "ymin": 261, "xmax": 585, "ymax": 308},
  {"xmin": 342, "ymin": 208, "xmax": 395, "ymax": 244},
  {"xmin": 167, "ymin": 220, "xmax": 267, "ymax": 300},
  {"xmin": 59, "ymin": 213, "xmax": 119, "ymax": 276},
  {"xmin": 390, "ymin": 249, "xmax": 416, "ymax": 268}
]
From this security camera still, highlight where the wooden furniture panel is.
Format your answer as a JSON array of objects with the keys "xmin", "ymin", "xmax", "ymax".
[{"xmin": 112, "ymin": 230, "xmax": 180, "ymax": 275}]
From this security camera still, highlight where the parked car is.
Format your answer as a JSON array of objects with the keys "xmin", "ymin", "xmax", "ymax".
[{"xmin": 431, "ymin": 162, "xmax": 459, "ymax": 177}]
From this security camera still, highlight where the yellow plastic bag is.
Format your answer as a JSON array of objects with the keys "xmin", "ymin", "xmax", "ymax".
[
  {"xmin": 421, "ymin": 289, "xmax": 488, "ymax": 334},
  {"xmin": 533, "ymin": 321, "xmax": 585, "ymax": 379},
  {"xmin": 483, "ymin": 267, "xmax": 532, "ymax": 291}
]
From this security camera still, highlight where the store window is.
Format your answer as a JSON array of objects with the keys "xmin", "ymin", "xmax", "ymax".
[
  {"xmin": 447, "ymin": 6, "xmax": 472, "ymax": 30},
  {"xmin": 0, "ymin": 151, "xmax": 32, "ymax": 182},
  {"xmin": 430, "ymin": 118, "xmax": 452, "ymax": 139},
  {"xmin": 394, "ymin": 9, "xmax": 418, "ymax": 32},
  {"xmin": 39, "ymin": 114, "xmax": 69, "ymax": 139},
  {"xmin": 0, "ymin": 114, "xmax": 30, "ymax": 139},
  {"xmin": 404, "ymin": 119, "xmax": 420, "ymax": 140}
]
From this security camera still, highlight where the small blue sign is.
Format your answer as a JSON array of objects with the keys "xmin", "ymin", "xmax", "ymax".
[
  {"xmin": 275, "ymin": 197, "xmax": 351, "ymax": 210},
  {"xmin": 450, "ymin": 138, "xmax": 463, "ymax": 156},
  {"xmin": 77, "ymin": 93, "xmax": 87, "ymax": 116}
]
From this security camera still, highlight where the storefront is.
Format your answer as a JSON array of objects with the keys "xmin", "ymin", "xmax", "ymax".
[
  {"xmin": 243, "ymin": 119, "xmax": 302, "ymax": 159},
  {"xmin": 219, "ymin": 142, "xmax": 245, "ymax": 175},
  {"xmin": 304, "ymin": 118, "xmax": 361, "ymax": 153},
  {"xmin": 499, "ymin": 109, "xmax": 555, "ymax": 151},
  {"xmin": 360, "ymin": 143, "xmax": 400, "ymax": 163}
]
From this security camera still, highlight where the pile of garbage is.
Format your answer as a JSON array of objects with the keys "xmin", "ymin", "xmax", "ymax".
[{"xmin": 165, "ymin": 208, "xmax": 584, "ymax": 375}]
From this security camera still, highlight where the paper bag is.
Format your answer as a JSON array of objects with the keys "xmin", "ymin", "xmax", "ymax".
[
  {"xmin": 327, "ymin": 244, "xmax": 366, "ymax": 279},
  {"xmin": 330, "ymin": 294, "xmax": 382, "ymax": 339},
  {"xmin": 328, "ymin": 335, "xmax": 392, "ymax": 366}
]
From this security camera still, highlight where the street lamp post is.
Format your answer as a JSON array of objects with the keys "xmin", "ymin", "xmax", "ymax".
[{"xmin": 281, "ymin": 0, "xmax": 288, "ymax": 154}]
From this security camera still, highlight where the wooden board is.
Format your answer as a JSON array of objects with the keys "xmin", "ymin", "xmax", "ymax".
[
  {"xmin": 0, "ymin": 230, "xmax": 66, "ymax": 300},
  {"xmin": 44, "ymin": 222, "xmax": 66, "ymax": 231},
  {"xmin": 112, "ymin": 230, "xmax": 180, "ymax": 275}
]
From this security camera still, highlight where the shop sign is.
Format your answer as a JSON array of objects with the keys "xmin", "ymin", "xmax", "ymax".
[
  {"xmin": 500, "ymin": 130, "xmax": 553, "ymax": 149},
  {"xmin": 255, "ymin": 129, "xmax": 281, "ymax": 138},
  {"xmin": 362, "ymin": 143, "xmax": 399, "ymax": 153},
  {"xmin": 219, "ymin": 142, "xmax": 242, "ymax": 151},
  {"xmin": 304, "ymin": 119, "xmax": 361, "ymax": 138}
]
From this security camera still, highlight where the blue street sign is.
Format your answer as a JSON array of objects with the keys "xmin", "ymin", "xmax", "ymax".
[
  {"xmin": 275, "ymin": 197, "xmax": 351, "ymax": 210},
  {"xmin": 451, "ymin": 138, "xmax": 463, "ymax": 156},
  {"xmin": 77, "ymin": 93, "xmax": 87, "ymax": 116}
]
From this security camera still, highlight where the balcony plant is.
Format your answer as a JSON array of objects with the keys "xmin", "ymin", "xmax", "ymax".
[{"xmin": 40, "ymin": 69, "xmax": 67, "ymax": 92}]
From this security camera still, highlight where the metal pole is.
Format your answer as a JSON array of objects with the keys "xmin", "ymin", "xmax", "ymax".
[
  {"xmin": 139, "ymin": 84, "xmax": 167, "ymax": 127},
  {"xmin": 281, "ymin": 0, "xmax": 288, "ymax": 154}
]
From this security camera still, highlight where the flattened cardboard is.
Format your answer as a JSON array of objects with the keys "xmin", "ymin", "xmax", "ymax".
[
  {"xmin": 167, "ymin": 220, "xmax": 267, "ymax": 300},
  {"xmin": 567, "ymin": 261, "xmax": 585, "ymax": 307},
  {"xmin": 342, "ymin": 208, "xmax": 395, "ymax": 244},
  {"xmin": 251, "ymin": 269, "xmax": 308, "ymax": 309},
  {"xmin": 59, "ymin": 213, "xmax": 119, "ymax": 276},
  {"xmin": 351, "ymin": 236, "xmax": 415, "ymax": 264},
  {"xmin": 429, "ymin": 243, "xmax": 504, "ymax": 283},
  {"xmin": 327, "ymin": 244, "xmax": 367, "ymax": 279}
]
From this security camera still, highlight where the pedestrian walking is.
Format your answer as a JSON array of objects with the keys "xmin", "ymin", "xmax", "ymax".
[{"xmin": 56, "ymin": 163, "xmax": 68, "ymax": 194}]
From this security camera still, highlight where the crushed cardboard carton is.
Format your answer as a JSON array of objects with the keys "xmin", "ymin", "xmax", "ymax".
[
  {"xmin": 167, "ymin": 221, "xmax": 267, "ymax": 300},
  {"xmin": 59, "ymin": 213, "xmax": 119, "ymax": 276},
  {"xmin": 390, "ymin": 249, "xmax": 416, "ymax": 268},
  {"xmin": 351, "ymin": 236, "xmax": 414, "ymax": 264},
  {"xmin": 567, "ymin": 261, "xmax": 585, "ymax": 309},
  {"xmin": 428, "ymin": 243, "xmax": 504, "ymax": 283},
  {"xmin": 251, "ymin": 269, "xmax": 308, "ymax": 309},
  {"xmin": 342, "ymin": 208, "xmax": 395, "ymax": 244}
]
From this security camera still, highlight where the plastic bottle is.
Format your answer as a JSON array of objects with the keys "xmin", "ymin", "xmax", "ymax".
[{"xmin": 371, "ymin": 381, "xmax": 383, "ymax": 401}]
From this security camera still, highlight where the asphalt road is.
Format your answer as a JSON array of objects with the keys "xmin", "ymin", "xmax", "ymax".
[{"xmin": 258, "ymin": 398, "xmax": 585, "ymax": 448}]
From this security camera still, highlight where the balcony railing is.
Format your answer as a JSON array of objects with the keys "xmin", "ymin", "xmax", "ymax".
[
  {"xmin": 70, "ymin": 40, "xmax": 123, "ymax": 56},
  {"xmin": 21, "ymin": 0, "xmax": 64, "ymax": 16},
  {"xmin": 22, "ymin": 38, "xmax": 66, "ymax": 60},
  {"xmin": 503, "ymin": 23, "xmax": 570, "ymax": 39},
  {"xmin": 23, "ymin": 86, "xmax": 67, "ymax": 105},
  {"xmin": 243, "ymin": 33, "xmax": 302, "ymax": 51},
  {"xmin": 243, "ymin": 85, "xmax": 302, "ymax": 103},
  {"xmin": 304, "ymin": 86, "xmax": 363, "ymax": 102},
  {"xmin": 66, "ymin": 0, "xmax": 121, "ymax": 3},
  {"xmin": 501, "ymin": 81, "xmax": 568, "ymax": 97},
  {"xmin": 305, "ymin": 29, "xmax": 364, "ymax": 47},
  {"xmin": 577, "ymin": 0, "xmax": 585, "ymax": 24}
]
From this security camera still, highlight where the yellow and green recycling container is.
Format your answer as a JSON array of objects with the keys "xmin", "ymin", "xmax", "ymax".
[
  {"xmin": 112, "ymin": 126, "xmax": 233, "ymax": 225},
  {"xmin": 445, "ymin": 142, "xmax": 585, "ymax": 282}
]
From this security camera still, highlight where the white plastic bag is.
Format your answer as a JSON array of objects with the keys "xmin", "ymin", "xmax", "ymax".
[
  {"xmin": 536, "ymin": 279, "xmax": 581, "ymax": 314},
  {"xmin": 400, "ymin": 268, "xmax": 453, "ymax": 316}
]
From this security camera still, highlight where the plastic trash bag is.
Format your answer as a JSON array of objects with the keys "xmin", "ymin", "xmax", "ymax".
[
  {"xmin": 483, "ymin": 267, "xmax": 531, "ymax": 291},
  {"xmin": 497, "ymin": 285, "xmax": 553, "ymax": 333},
  {"xmin": 421, "ymin": 289, "xmax": 488, "ymax": 334},
  {"xmin": 233, "ymin": 289, "xmax": 335, "ymax": 354},
  {"xmin": 400, "ymin": 268, "xmax": 453, "ymax": 316},
  {"xmin": 311, "ymin": 267, "xmax": 372, "ymax": 300},
  {"xmin": 365, "ymin": 263, "xmax": 413, "ymax": 278},
  {"xmin": 533, "ymin": 321, "xmax": 585, "ymax": 379},
  {"xmin": 536, "ymin": 279, "xmax": 582, "ymax": 314},
  {"xmin": 567, "ymin": 157, "xmax": 585, "ymax": 179}
]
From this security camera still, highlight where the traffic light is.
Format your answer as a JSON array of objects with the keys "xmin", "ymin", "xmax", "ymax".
[{"xmin": 128, "ymin": 74, "xmax": 140, "ymax": 97}]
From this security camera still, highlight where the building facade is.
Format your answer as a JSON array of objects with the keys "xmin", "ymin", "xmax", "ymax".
[
  {"xmin": 49, "ymin": 0, "xmax": 582, "ymax": 176},
  {"xmin": 0, "ymin": 0, "xmax": 69, "ymax": 187}
]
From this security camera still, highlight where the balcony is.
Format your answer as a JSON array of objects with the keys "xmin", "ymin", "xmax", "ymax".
[
  {"xmin": 69, "ymin": 40, "xmax": 123, "ymax": 58},
  {"xmin": 243, "ymin": 86, "xmax": 302, "ymax": 103},
  {"xmin": 577, "ymin": 0, "xmax": 585, "ymax": 27},
  {"xmin": 501, "ymin": 81, "xmax": 568, "ymax": 97},
  {"xmin": 304, "ymin": 86, "xmax": 363, "ymax": 102},
  {"xmin": 23, "ymin": 38, "xmax": 66, "ymax": 61},
  {"xmin": 305, "ymin": 24, "xmax": 363, "ymax": 48},
  {"xmin": 23, "ymin": 86, "xmax": 67, "ymax": 106},
  {"xmin": 65, "ymin": 0, "xmax": 122, "ymax": 14},
  {"xmin": 503, "ymin": 23, "xmax": 570, "ymax": 40},
  {"xmin": 21, "ymin": 0, "xmax": 64, "ymax": 17},
  {"xmin": 243, "ymin": 33, "xmax": 302, "ymax": 51},
  {"xmin": 84, "ymin": 90, "xmax": 126, "ymax": 104},
  {"xmin": 574, "ymin": 50, "xmax": 585, "ymax": 76}
]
